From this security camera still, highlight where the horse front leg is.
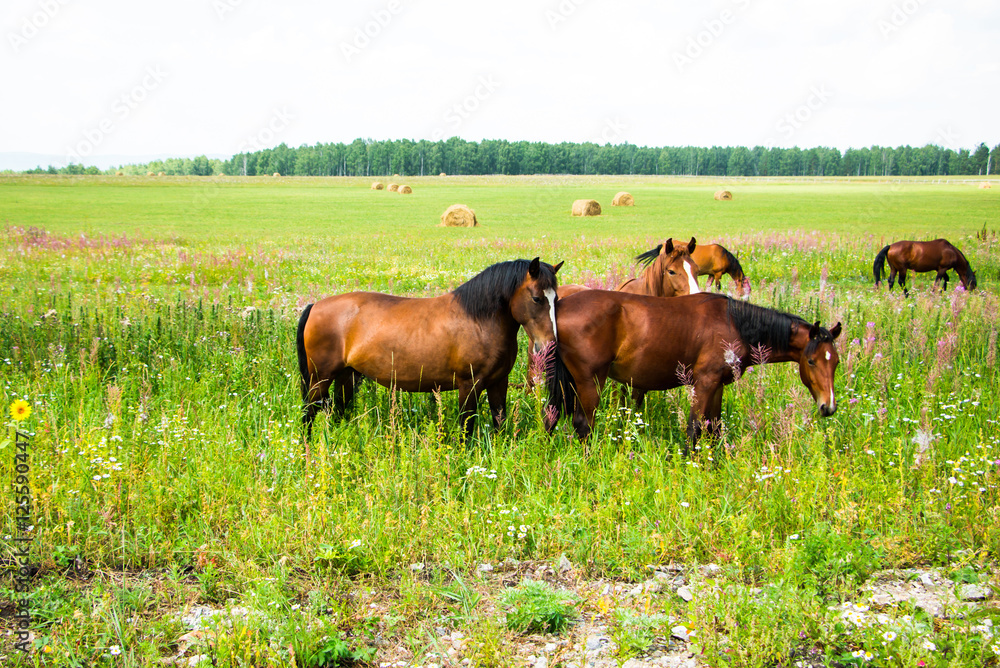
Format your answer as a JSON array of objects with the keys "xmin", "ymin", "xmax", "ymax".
[
  {"xmin": 685, "ymin": 379, "xmax": 720, "ymax": 453},
  {"xmin": 486, "ymin": 378, "xmax": 509, "ymax": 430},
  {"xmin": 458, "ymin": 381, "xmax": 481, "ymax": 441},
  {"xmin": 572, "ymin": 375, "xmax": 605, "ymax": 441},
  {"xmin": 938, "ymin": 272, "xmax": 949, "ymax": 292}
]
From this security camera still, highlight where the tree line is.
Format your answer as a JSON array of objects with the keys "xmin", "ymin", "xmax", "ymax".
[{"xmin": 19, "ymin": 139, "xmax": 1000, "ymax": 178}]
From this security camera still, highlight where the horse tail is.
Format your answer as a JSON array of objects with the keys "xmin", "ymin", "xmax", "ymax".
[
  {"xmin": 296, "ymin": 303, "xmax": 314, "ymax": 403},
  {"xmin": 873, "ymin": 245, "xmax": 890, "ymax": 286},
  {"xmin": 544, "ymin": 348, "xmax": 577, "ymax": 429}
]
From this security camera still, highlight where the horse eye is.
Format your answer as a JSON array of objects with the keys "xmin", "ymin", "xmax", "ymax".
[
  {"xmin": 807, "ymin": 359, "xmax": 816, "ymax": 367},
  {"xmin": 532, "ymin": 296, "xmax": 542, "ymax": 304},
  {"xmin": 668, "ymin": 270, "xmax": 676, "ymax": 275}
]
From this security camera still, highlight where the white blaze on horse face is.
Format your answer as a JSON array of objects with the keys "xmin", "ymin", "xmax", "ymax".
[
  {"xmin": 684, "ymin": 259, "xmax": 700, "ymax": 294},
  {"xmin": 544, "ymin": 289, "xmax": 558, "ymax": 340},
  {"xmin": 825, "ymin": 351, "xmax": 831, "ymax": 361}
]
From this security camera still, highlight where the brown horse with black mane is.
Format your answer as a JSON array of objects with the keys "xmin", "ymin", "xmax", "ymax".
[
  {"xmin": 557, "ymin": 238, "xmax": 701, "ymax": 299},
  {"xmin": 297, "ymin": 258, "xmax": 562, "ymax": 439},
  {"xmin": 544, "ymin": 291, "xmax": 841, "ymax": 447},
  {"xmin": 873, "ymin": 239, "xmax": 977, "ymax": 296}
]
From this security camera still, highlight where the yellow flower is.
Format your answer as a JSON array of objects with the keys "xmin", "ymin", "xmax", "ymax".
[{"xmin": 10, "ymin": 399, "xmax": 31, "ymax": 422}]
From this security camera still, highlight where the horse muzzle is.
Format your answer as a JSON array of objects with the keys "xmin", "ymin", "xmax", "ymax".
[{"xmin": 818, "ymin": 401, "xmax": 836, "ymax": 417}]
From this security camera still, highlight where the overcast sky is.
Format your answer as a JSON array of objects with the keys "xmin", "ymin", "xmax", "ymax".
[{"xmin": 1, "ymin": 0, "xmax": 997, "ymax": 167}]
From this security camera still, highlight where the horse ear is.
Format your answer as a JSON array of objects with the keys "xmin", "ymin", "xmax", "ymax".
[
  {"xmin": 687, "ymin": 237, "xmax": 696, "ymax": 253},
  {"xmin": 809, "ymin": 321, "xmax": 821, "ymax": 339},
  {"xmin": 830, "ymin": 322, "xmax": 842, "ymax": 340},
  {"xmin": 528, "ymin": 257, "xmax": 540, "ymax": 278},
  {"xmin": 552, "ymin": 260, "xmax": 564, "ymax": 274},
  {"xmin": 662, "ymin": 239, "xmax": 674, "ymax": 254}
]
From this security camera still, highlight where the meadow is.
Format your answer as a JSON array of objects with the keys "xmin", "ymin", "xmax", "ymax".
[{"xmin": 1, "ymin": 174, "xmax": 998, "ymax": 667}]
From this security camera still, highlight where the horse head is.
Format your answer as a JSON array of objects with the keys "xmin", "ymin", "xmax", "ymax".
[
  {"xmin": 799, "ymin": 321, "xmax": 842, "ymax": 417},
  {"xmin": 654, "ymin": 237, "xmax": 700, "ymax": 297},
  {"xmin": 511, "ymin": 257, "xmax": 563, "ymax": 353}
]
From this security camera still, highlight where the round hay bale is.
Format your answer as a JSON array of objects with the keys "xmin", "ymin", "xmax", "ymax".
[
  {"xmin": 980, "ymin": 182, "xmax": 992, "ymax": 189},
  {"xmin": 371, "ymin": 181, "xmax": 385, "ymax": 190},
  {"xmin": 272, "ymin": 172, "xmax": 281, "ymax": 177},
  {"xmin": 146, "ymin": 171, "xmax": 154, "ymax": 176},
  {"xmin": 387, "ymin": 183, "xmax": 400, "ymax": 192},
  {"xmin": 441, "ymin": 204, "xmax": 478, "ymax": 228},
  {"xmin": 571, "ymin": 199, "xmax": 602, "ymax": 217},
  {"xmin": 157, "ymin": 171, "xmax": 166, "ymax": 176},
  {"xmin": 398, "ymin": 185, "xmax": 413, "ymax": 194},
  {"xmin": 714, "ymin": 190, "xmax": 733, "ymax": 201},
  {"xmin": 393, "ymin": 173, "xmax": 400, "ymax": 177},
  {"xmin": 115, "ymin": 170, "xmax": 124, "ymax": 176},
  {"xmin": 439, "ymin": 172, "xmax": 447, "ymax": 177},
  {"xmin": 612, "ymin": 191, "xmax": 634, "ymax": 206}
]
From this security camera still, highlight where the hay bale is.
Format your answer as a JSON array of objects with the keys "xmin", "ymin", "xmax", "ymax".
[
  {"xmin": 714, "ymin": 190, "xmax": 733, "ymax": 201},
  {"xmin": 393, "ymin": 173, "xmax": 400, "ymax": 177},
  {"xmin": 398, "ymin": 185, "xmax": 413, "ymax": 194},
  {"xmin": 115, "ymin": 170, "xmax": 124, "ymax": 176},
  {"xmin": 441, "ymin": 204, "xmax": 478, "ymax": 228},
  {"xmin": 371, "ymin": 181, "xmax": 385, "ymax": 190},
  {"xmin": 612, "ymin": 191, "xmax": 634, "ymax": 206},
  {"xmin": 980, "ymin": 182, "xmax": 992, "ymax": 189},
  {"xmin": 439, "ymin": 172, "xmax": 447, "ymax": 177},
  {"xmin": 387, "ymin": 183, "xmax": 400, "ymax": 192},
  {"xmin": 571, "ymin": 199, "xmax": 602, "ymax": 217},
  {"xmin": 146, "ymin": 171, "xmax": 154, "ymax": 176},
  {"xmin": 272, "ymin": 172, "xmax": 281, "ymax": 177},
  {"xmin": 157, "ymin": 171, "xmax": 165, "ymax": 176}
]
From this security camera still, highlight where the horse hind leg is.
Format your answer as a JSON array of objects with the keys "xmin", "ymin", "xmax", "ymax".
[
  {"xmin": 332, "ymin": 368, "xmax": 364, "ymax": 417},
  {"xmin": 938, "ymin": 272, "xmax": 949, "ymax": 292},
  {"xmin": 302, "ymin": 376, "xmax": 332, "ymax": 440},
  {"xmin": 899, "ymin": 270, "xmax": 909, "ymax": 297}
]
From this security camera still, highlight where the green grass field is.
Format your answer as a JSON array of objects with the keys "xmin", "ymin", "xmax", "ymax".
[{"xmin": 1, "ymin": 174, "xmax": 999, "ymax": 667}]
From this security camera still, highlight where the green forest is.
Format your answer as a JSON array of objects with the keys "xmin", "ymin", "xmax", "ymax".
[{"xmin": 21, "ymin": 138, "xmax": 999, "ymax": 178}]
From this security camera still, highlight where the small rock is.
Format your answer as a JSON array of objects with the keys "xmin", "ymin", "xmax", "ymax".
[
  {"xmin": 477, "ymin": 563, "xmax": 493, "ymax": 574},
  {"xmin": 628, "ymin": 583, "xmax": 645, "ymax": 597},
  {"xmin": 450, "ymin": 630, "xmax": 465, "ymax": 640},
  {"xmin": 600, "ymin": 583, "xmax": 611, "ymax": 596},
  {"xmin": 671, "ymin": 625, "xmax": 693, "ymax": 641},
  {"xmin": 544, "ymin": 642, "xmax": 557, "ymax": 653},
  {"xmin": 957, "ymin": 584, "xmax": 992, "ymax": 601},
  {"xmin": 410, "ymin": 562, "xmax": 425, "ymax": 572},
  {"xmin": 676, "ymin": 586, "xmax": 693, "ymax": 602},
  {"xmin": 187, "ymin": 656, "xmax": 210, "ymax": 667},
  {"xmin": 501, "ymin": 557, "xmax": 520, "ymax": 570},
  {"xmin": 585, "ymin": 635, "xmax": 609, "ymax": 652},
  {"xmin": 700, "ymin": 563, "xmax": 722, "ymax": 577},
  {"xmin": 919, "ymin": 573, "xmax": 934, "ymax": 587},
  {"xmin": 435, "ymin": 626, "xmax": 449, "ymax": 636},
  {"xmin": 653, "ymin": 571, "xmax": 672, "ymax": 583},
  {"xmin": 558, "ymin": 554, "xmax": 573, "ymax": 573},
  {"xmin": 534, "ymin": 656, "xmax": 549, "ymax": 668}
]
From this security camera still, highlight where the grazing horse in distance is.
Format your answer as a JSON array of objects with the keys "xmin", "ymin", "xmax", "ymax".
[
  {"xmin": 873, "ymin": 239, "xmax": 977, "ymax": 296},
  {"xmin": 298, "ymin": 258, "xmax": 563, "ymax": 439},
  {"xmin": 667, "ymin": 239, "xmax": 750, "ymax": 296},
  {"xmin": 545, "ymin": 291, "xmax": 841, "ymax": 448}
]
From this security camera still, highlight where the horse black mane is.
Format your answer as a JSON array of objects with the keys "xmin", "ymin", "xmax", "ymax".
[
  {"xmin": 634, "ymin": 245, "xmax": 662, "ymax": 267},
  {"xmin": 726, "ymin": 297, "xmax": 821, "ymax": 354},
  {"xmin": 452, "ymin": 259, "xmax": 557, "ymax": 321}
]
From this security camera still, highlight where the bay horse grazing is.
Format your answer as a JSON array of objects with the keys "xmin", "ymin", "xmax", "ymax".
[
  {"xmin": 544, "ymin": 292, "xmax": 841, "ymax": 447},
  {"xmin": 873, "ymin": 239, "xmax": 977, "ymax": 296},
  {"xmin": 667, "ymin": 239, "xmax": 750, "ymax": 296},
  {"xmin": 298, "ymin": 258, "xmax": 563, "ymax": 439}
]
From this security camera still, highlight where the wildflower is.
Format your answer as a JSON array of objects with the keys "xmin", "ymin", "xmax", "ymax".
[
  {"xmin": 9, "ymin": 399, "xmax": 31, "ymax": 421},
  {"xmin": 43, "ymin": 645, "xmax": 53, "ymax": 654},
  {"xmin": 109, "ymin": 645, "xmax": 122, "ymax": 656},
  {"xmin": 921, "ymin": 639, "xmax": 936, "ymax": 651},
  {"xmin": 882, "ymin": 631, "xmax": 897, "ymax": 642},
  {"xmin": 789, "ymin": 534, "xmax": 800, "ymax": 540},
  {"xmin": 348, "ymin": 539, "xmax": 362, "ymax": 549},
  {"xmin": 680, "ymin": 501, "xmax": 689, "ymax": 507}
]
